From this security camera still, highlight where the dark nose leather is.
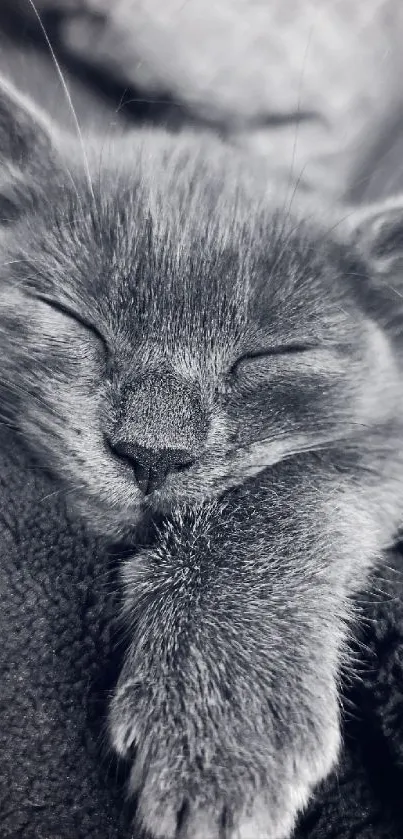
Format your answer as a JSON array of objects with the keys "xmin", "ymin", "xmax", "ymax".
[{"xmin": 110, "ymin": 439, "xmax": 195, "ymax": 495}]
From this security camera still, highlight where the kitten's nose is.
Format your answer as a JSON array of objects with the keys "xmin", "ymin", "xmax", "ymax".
[{"xmin": 110, "ymin": 439, "xmax": 195, "ymax": 495}]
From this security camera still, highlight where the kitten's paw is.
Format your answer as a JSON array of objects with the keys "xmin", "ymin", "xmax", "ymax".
[{"xmin": 110, "ymin": 677, "xmax": 340, "ymax": 839}]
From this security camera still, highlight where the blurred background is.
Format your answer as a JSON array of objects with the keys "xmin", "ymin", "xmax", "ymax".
[{"xmin": 1, "ymin": 0, "xmax": 403, "ymax": 204}]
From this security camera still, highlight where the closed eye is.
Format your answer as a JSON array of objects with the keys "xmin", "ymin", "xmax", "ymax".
[
  {"xmin": 31, "ymin": 293, "xmax": 108, "ymax": 351},
  {"xmin": 230, "ymin": 343, "xmax": 318, "ymax": 374}
]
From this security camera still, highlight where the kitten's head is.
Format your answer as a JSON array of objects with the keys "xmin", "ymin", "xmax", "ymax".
[{"xmin": 0, "ymin": 79, "xmax": 401, "ymax": 538}]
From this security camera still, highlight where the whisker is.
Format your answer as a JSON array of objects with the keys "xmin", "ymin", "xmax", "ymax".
[
  {"xmin": 116, "ymin": 96, "xmax": 182, "ymax": 111},
  {"xmin": 26, "ymin": 0, "xmax": 96, "ymax": 207},
  {"xmin": 228, "ymin": 421, "xmax": 376, "ymax": 457},
  {"xmin": 0, "ymin": 376, "xmax": 66, "ymax": 420},
  {"xmin": 284, "ymin": 161, "xmax": 308, "ymax": 219},
  {"xmin": 115, "ymin": 87, "xmax": 129, "ymax": 116},
  {"xmin": 38, "ymin": 481, "xmax": 86, "ymax": 505},
  {"xmin": 282, "ymin": 15, "xmax": 316, "ymax": 219}
]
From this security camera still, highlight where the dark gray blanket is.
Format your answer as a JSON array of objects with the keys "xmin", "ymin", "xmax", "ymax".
[
  {"xmin": 1, "ymin": 426, "xmax": 403, "ymax": 838},
  {"xmin": 0, "ymin": 427, "xmax": 129, "ymax": 837}
]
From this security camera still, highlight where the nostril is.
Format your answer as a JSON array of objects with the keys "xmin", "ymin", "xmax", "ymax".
[
  {"xmin": 108, "ymin": 438, "xmax": 139, "ymax": 465},
  {"xmin": 105, "ymin": 436, "xmax": 196, "ymax": 494},
  {"xmin": 132, "ymin": 460, "xmax": 155, "ymax": 496}
]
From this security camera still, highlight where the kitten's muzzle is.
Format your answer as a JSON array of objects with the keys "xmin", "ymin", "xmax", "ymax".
[
  {"xmin": 107, "ymin": 372, "xmax": 207, "ymax": 494},
  {"xmin": 109, "ymin": 438, "xmax": 195, "ymax": 495}
]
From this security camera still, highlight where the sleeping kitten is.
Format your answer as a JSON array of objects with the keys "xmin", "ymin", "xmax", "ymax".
[{"xmin": 1, "ymin": 77, "xmax": 403, "ymax": 839}]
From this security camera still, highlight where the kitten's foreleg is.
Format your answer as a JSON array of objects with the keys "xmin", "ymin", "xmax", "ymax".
[{"xmin": 110, "ymin": 450, "xmax": 400, "ymax": 839}]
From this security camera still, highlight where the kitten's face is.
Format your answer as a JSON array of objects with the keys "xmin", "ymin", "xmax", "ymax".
[{"xmin": 0, "ymin": 92, "xmax": 399, "ymax": 537}]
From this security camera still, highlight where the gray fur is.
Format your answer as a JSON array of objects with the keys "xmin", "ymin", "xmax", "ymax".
[{"xmin": 1, "ymin": 79, "xmax": 403, "ymax": 838}]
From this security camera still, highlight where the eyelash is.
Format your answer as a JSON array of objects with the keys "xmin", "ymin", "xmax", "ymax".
[{"xmin": 34, "ymin": 294, "xmax": 108, "ymax": 352}]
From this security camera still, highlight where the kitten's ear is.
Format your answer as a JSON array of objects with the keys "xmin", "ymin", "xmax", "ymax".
[
  {"xmin": 342, "ymin": 199, "xmax": 403, "ymax": 333},
  {"xmin": 0, "ymin": 76, "xmax": 56, "ymax": 178},
  {"xmin": 345, "ymin": 198, "xmax": 403, "ymax": 278}
]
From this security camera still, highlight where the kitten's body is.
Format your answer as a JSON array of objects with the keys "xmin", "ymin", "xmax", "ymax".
[{"xmin": 1, "ymin": 79, "xmax": 403, "ymax": 838}]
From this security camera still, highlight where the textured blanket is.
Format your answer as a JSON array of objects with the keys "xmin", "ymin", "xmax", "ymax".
[{"xmin": 1, "ymin": 426, "xmax": 403, "ymax": 838}]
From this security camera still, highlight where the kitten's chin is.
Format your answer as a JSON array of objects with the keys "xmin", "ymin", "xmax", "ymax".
[
  {"xmin": 65, "ymin": 485, "xmax": 192, "ymax": 542},
  {"xmin": 62, "ymin": 470, "xmax": 222, "ymax": 542},
  {"xmin": 66, "ymin": 492, "xmax": 145, "ymax": 542}
]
